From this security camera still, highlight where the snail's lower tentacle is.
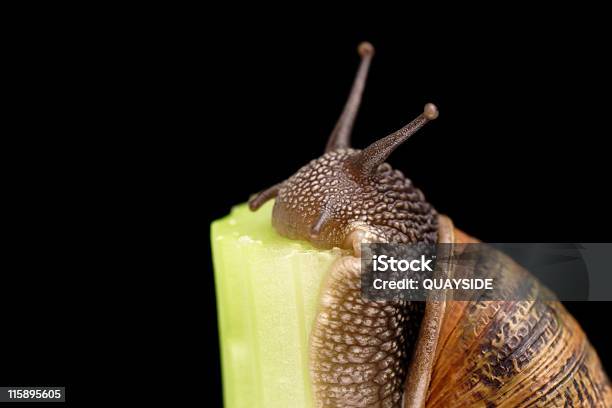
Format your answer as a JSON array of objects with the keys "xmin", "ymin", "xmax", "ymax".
[{"xmin": 248, "ymin": 182, "xmax": 283, "ymax": 210}]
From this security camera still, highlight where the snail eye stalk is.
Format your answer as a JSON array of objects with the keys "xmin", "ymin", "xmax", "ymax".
[
  {"xmin": 325, "ymin": 42, "xmax": 375, "ymax": 153},
  {"xmin": 250, "ymin": 42, "xmax": 376, "ymax": 213},
  {"xmin": 351, "ymin": 103, "xmax": 438, "ymax": 176}
]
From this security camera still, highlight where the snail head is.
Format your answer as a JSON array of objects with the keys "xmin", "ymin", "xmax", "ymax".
[{"xmin": 249, "ymin": 42, "xmax": 439, "ymax": 249}]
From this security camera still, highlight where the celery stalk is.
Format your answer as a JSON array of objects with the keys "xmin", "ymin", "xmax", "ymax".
[{"xmin": 211, "ymin": 201, "xmax": 344, "ymax": 408}]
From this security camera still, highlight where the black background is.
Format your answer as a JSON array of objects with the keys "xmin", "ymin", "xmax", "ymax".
[{"xmin": 4, "ymin": 7, "xmax": 611, "ymax": 407}]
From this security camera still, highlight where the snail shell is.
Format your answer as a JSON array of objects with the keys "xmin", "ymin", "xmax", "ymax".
[{"xmin": 427, "ymin": 223, "xmax": 612, "ymax": 407}]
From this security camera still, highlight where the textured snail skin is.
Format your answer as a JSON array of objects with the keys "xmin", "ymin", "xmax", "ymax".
[
  {"xmin": 248, "ymin": 42, "xmax": 612, "ymax": 407},
  {"xmin": 271, "ymin": 149, "xmax": 438, "ymax": 249}
]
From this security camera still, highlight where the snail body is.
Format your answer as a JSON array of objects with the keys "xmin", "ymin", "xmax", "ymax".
[{"xmin": 248, "ymin": 43, "xmax": 611, "ymax": 407}]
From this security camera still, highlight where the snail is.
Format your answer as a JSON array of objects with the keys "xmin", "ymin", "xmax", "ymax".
[{"xmin": 248, "ymin": 42, "xmax": 612, "ymax": 407}]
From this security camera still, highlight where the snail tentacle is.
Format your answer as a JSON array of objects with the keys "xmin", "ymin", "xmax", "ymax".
[
  {"xmin": 351, "ymin": 104, "xmax": 438, "ymax": 177},
  {"xmin": 325, "ymin": 42, "xmax": 375, "ymax": 153},
  {"xmin": 248, "ymin": 182, "xmax": 283, "ymax": 211}
]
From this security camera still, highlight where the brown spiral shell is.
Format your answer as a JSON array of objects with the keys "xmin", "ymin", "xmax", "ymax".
[{"xmin": 423, "ymin": 225, "xmax": 612, "ymax": 407}]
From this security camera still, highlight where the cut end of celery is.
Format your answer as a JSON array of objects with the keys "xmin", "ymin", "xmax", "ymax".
[{"xmin": 211, "ymin": 201, "xmax": 344, "ymax": 408}]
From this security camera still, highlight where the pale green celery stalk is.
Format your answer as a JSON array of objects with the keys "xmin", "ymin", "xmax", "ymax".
[{"xmin": 211, "ymin": 201, "xmax": 344, "ymax": 408}]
